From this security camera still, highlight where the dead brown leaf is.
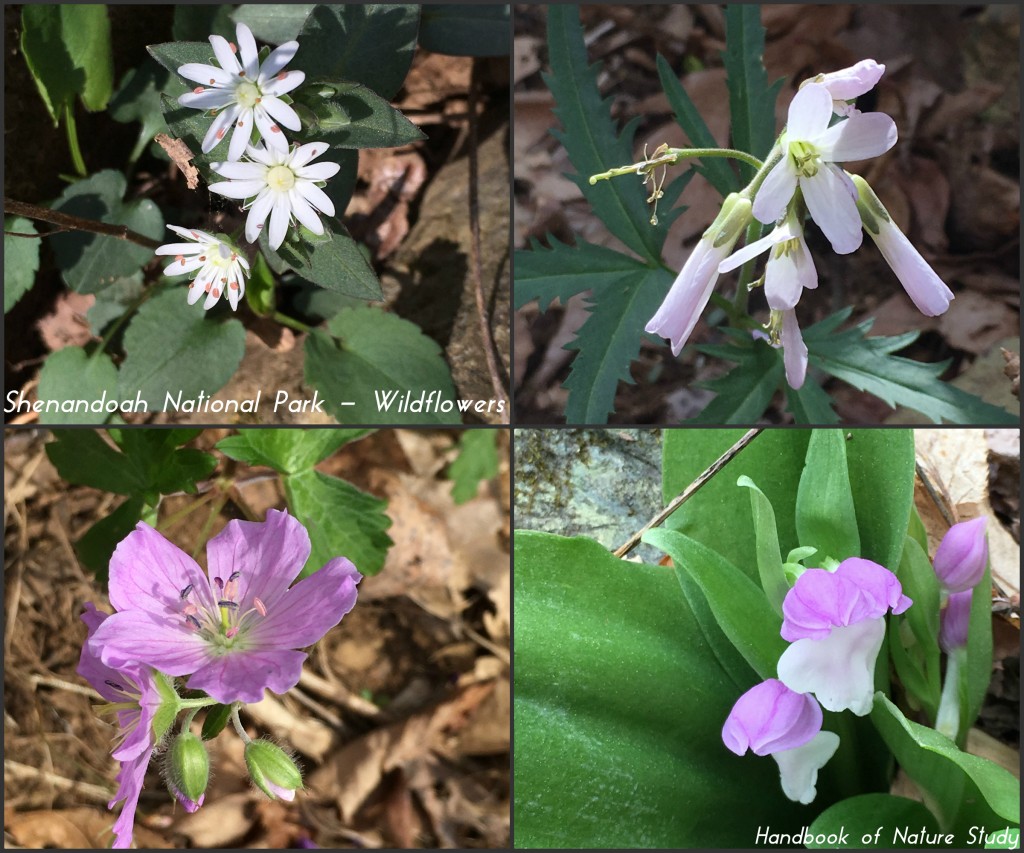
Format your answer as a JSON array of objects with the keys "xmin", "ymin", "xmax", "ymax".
[
  {"xmin": 37, "ymin": 291, "xmax": 95, "ymax": 352},
  {"xmin": 939, "ymin": 291, "xmax": 1020, "ymax": 355},
  {"xmin": 155, "ymin": 133, "xmax": 200, "ymax": 190}
]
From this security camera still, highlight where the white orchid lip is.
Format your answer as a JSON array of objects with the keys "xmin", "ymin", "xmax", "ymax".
[
  {"xmin": 177, "ymin": 22, "xmax": 305, "ymax": 161},
  {"xmin": 155, "ymin": 225, "xmax": 250, "ymax": 311}
]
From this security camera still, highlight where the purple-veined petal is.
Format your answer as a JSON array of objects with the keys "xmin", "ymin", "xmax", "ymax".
[
  {"xmin": 868, "ymin": 218, "xmax": 954, "ymax": 316},
  {"xmin": 780, "ymin": 308, "xmax": 808, "ymax": 389},
  {"xmin": 258, "ymin": 41, "xmax": 299, "ymax": 81},
  {"xmin": 91, "ymin": 609, "xmax": 214, "ymax": 675},
  {"xmin": 185, "ymin": 648, "xmax": 308, "ymax": 704},
  {"xmin": 177, "ymin": 63, "xmax": 233, "ymax": 87},
  {"xmin": 939, "ymin": 589, "xmax": 972, "ymax": 652},
  {"xmin": 268, "ymin": 194, "xmax": 291, "ymax": 250},
  {"xmin": 208, "ymin": 177, "xmax": 267, "ymax": 200},
  {"xmin": 817, "ymin": 112, "xmax": 897, "ymax": 162},
  {"xmin": 777, "ymin": 618, "xmax": 885, "ymax": 715},
  {"xmin": 802, "ymin": 164, "xmax": 862, "ymax": 254},
  {"xmin": 206, "ymin": 509, "xmax": 311, "ymax": 614},
  {"xmin": 249, "ymin": 556, "xmax": 360, "ymax": 649},
  {"xmin": 787, "ymin": 83, "xmax": 833, "ymax": 141},
  {"xmin": 108, "ymin": 523, "xmax": 215, "ymax": 616},
  {"xmin": 253, "ymin": 106, "xmax": 289, "ymax": 152},
  {"xmin": 287, "ymin": 189, "xmax": 326, "ymax": 235},
  {"xmin": 227, "ymin": 109, "xmax": 254, "ymax": 162},
  {"xmin": 294, "ymin": 180, "xmax": 336, "ymax": 216},
  {"xmin": 209, "ymin": 34, "xmax": 241, "ymax": 76},
  {"xmin": 262, "ymin": 69, "xmax": 305, "ymax": 97},
  {"xmin": 835, "ymin": 557, "xmax": 912, "ymax": 615},
  {"xmin": 259, "ymin": 96, "xmax": 302, "ymax": 131},
  {"xmin": 236, "ymin": 22, "xmax": 260, "ymax": 79},
  {"xmin": 77, "ymin": 605, "xmax": 130, "ymax": 702},
  {"xmin": 245, "ymin": 189, "xmax": 275, "ymax": 243},
  {"xmin": 178, "ymin": 89, "xmax": 236, "ymax": 111},
  {"xmin": 201, "ymin": 104, "xmax": 240, "ymax": 154},
  {"xmin": 108, "ymin": 745, "xmax": 152, "ymax": 848},
  {"xmin": 772, "ymin": 731, "xmax": 840, "ymax": 804},
  {"xmin": 752, "ymin": 159, "xmax": 797, "ymax": 225},
  {"xmin": 721, "ymin": 678, "xmax": 822, "ymax": 757}
]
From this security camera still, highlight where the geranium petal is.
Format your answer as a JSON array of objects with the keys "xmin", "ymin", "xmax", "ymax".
[
  {"xmin": 752, "ymin": 160, "xmax": 797, "ymax": 226},
  {"xmin": 802, "ymin": 165, "xmax": 862, "ymax": 254},
  {"xmin": 186, "ymin": 648, "xmax": 308, "ymax": 704},
  {"xmin": 90, "ymin": 609, "xmax": 213, "ymax": 676},
  {"xmin": 108, "ymin": 745, "xmax": 152, "ymax": 849}
]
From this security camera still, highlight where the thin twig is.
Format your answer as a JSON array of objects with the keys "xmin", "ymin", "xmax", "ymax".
[
  {"xmin": 466, "ymin": 58, "xmax": 510, "ymax": 422},
  {"xmin": 4, "ymin": 760, "xmax": 111, "ymax": 803},
  {"xmin": 4, "ymin": 197, "xmax": 161, "ymax": 250},
  {"xmin": 613, "ymin": 428, "xmax": 763, "ymax": 558},
  {"xmin": 29, "ymin": 675, "xmax": 103, "ymax": 701},
  {"xmin": 914, "ymin": 459, "xmax": 956, "ymax": 527}
]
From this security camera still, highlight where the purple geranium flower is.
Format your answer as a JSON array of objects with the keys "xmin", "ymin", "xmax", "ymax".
[
  {"xmin": 776, "ymin": 558, "xmax": 911, "ymax": 716},
  {"xmin": 78, "ymin": 603, "xmax": 168, "ymax": 849},
  {"xmin": 722, "ymin": 679, "xmax": 839, "ymax": 804},
  {"xmin": 90, "ymin": 509, "xmax": 361, "ymax": 705}
]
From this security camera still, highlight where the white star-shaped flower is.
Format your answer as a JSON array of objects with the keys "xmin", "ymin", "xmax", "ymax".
[{"xmin": 155, "ymin": 225, "xmax": 250, "ymax": 310}]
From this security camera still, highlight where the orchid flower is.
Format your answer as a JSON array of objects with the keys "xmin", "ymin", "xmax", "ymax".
[{"xmin": 933, "ymin": 517, "xmax": 988, "ymax": 593}]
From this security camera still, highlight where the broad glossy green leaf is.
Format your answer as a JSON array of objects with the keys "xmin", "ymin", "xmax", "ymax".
[
  {"xmin": 76, "ymin": 495, "xmax": 145, "ymax": 582},
  {"xmin": 870, "ymin": 694, "xmax": 1020, "ymax": 835},
  {"xmin": 643, "ymin": 527, "xmax": 785, "ymax": 678},
  {"xmin": 232, "ymin": 5, "xmax": 315, "ymax": 44},
  {"xmin": 419, "ymin": 5, "xmax": 510, "ymax": 57},
  {"xmin": 109, "ymin": 60, "xmax": 171, "ymax": 162},
  {"xmin": 447, "ymin": 430, "xmax": 499, "ymax": 504},
  {"xmin": 297, "ymin": 5, "xmax": 419, "ymax": 100},
  {"xmin": 891, "ymin": 536, "xmax": 942, "ymax": 721},
  {"xmin": 274, "ymin": 224, "xmax": 382, "ymax": 301},
  {"xmin": 736, "ymin": 475, "xmax": 788, "ymax": 614},
  {"xmin": 49, "ymin": 171, "xmax": 164, "ymax": 294},
  {"xmin": 304, "ymin": 309, "xmax": 459, "ymax": 425},
  {"xmin": 563, "ymin": 266, "xmax": 674, "ymax": 424},
  {"xmin": 36, "ymin": 347, "xmax": 119, "ymax": 425},
  {"xmin": 795, "ymin": 429, "xmax": 861, "ymax": 563},
  {"xmin": 4, "ymin": 217, "xmax": 40, "ymax": 313},
  {"xmin": 513, "ymin": 531, "xmax": 809, "ymax": 847},
  {"xmin": 296, "ymin": 82, "xmax": 424, "ymax": 149},
  {"xmin": 216, "ymin": 429, "xmax": 371, "ymax": 474},
  {"xmin": 283, "ymin": 469, "xmax": 392, "ymax": 578},
  {"xmin": 807, "ymin": 794, "xmax": 941, "ymax": 848},
  {"xmin": 200, "ymin": 703, "xmax": 233, "ymax": 740},
  {"xmin": 117, "ymin": 288, "xmax": 246, "ymax": 408},
  {"xmin": 963, "ymin": 564, "xmax": 993, "ymax": 740}
]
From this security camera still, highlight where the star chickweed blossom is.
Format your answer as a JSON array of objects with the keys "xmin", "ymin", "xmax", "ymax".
[
  {"xmin": 803, "ymin": 59, "xmax": 886, "ymax": 116},
  {"xmin": 177, "ymin": 22, "xmax": 305, "ymax": 161},
  {"xmin": 776, "ymin": 558, "xmax": 912, "ymax": 716},
  {"xmin": 90, "ymin": 509, "xmax": 361, "ymax": 705},
  {"xmin": 155, "ymin": 225, "xmax": 250, "ymax": 310},
  {"xmin": 209, "ymin": 142, "xmax": 340, "ymax": 250},
  {"xmin": 722, "ymin": 678, "xmax": 839, "ymax": 804},
  {"xmin": 78, "ymin": 604, "xmax": 180, "ymax": 848},
  {"xmin": 753, "ymin": 82, "xmax": 897, "ymax": 255}
]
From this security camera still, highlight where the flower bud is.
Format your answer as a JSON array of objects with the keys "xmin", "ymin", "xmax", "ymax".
[
  {"xmin": 245, "ymin": 739, "xmax": 302, "ymax": 801},
  {"xmin": 933, "ymin": 517, "xmax": 988, "ymax": 593},
  {"xmin": 165, "ymin": 731, "xmax": 209, "ymax": 809},
  {"xmin": 706, "ymin": 193, "xmax": 753, "ymax": 248},
  {"xmin": 939, "ymin": 589, "xmax": 972, "ymax": 653}
]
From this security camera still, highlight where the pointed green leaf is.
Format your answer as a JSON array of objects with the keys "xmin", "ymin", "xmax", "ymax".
[
  {"xmin": 691, "ymin": 337, "xmax": 784, "ymax": 423},
  {"xmin": 795, "ymin": 430, "xmax": 861, "ymax": 563},
  {"xmin": 4, "ymin": 217, "xmax": 41, "ymax": 313},
  {"xmin": 274, "ymin": 224, "xmax": 382, "ymax": 300},
  {"xmin": 963, "ymin": 565, "xmax": 993, "ymax": 738},
  {"xmin": 786, "ymin": 378, "xmax": 840, "ymax": 425},
  {"xmin": 891, "ymin": 536, "xmax": 942, "ymax": 721},
  {"xmin": 216, "ymin": 428, "xmax": 371, "ymax": 474},
  {"xmin": 736, "ymin": 475, "xmax": 788, "ymax": 614},
  {"xmin": 447, "ymin": 430, "xmax": 499, "ymax": 504},
  {"xmin": 75, "ymin": 495, "xmax": 146, "ymax": 582},
  {"xmin": 296, "ymin": 82, "xmax": 425, "ymax": 149}
]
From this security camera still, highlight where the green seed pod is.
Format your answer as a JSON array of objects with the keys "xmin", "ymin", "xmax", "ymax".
[{"xmin": 167, "ymin": 731, "xmax": 210, "ymax": 805}]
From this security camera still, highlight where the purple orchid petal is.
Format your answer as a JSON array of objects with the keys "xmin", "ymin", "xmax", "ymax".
[
  {"xmin": 722, "ymin": 678, "xmax": 822, "ymax": 757},
  {"xmin": 933, "ymin": 517, "xmax": 988, "ymax": 593},
  {"xmin": 939, "ymin": 589, "xmax": 973, "ymax": 652},
  {"xmin": 185, "ymin": 648, "xmax": 309, "ymax": 705}
]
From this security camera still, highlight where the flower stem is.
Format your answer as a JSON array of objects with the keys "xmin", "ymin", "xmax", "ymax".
[
  {"xmin": 589, "ymin": 147, "xmax": 764, "ymax": 185},
  {"xmin": 64, "ymin": 104, "xmax": 88, "ymax": 178},
  {"xmin": 229, "ymin": 704, "xmax": 251, "ymax": 744},
  {"xmin": 177, "ymin": 697, "xmax": 219, "ymax": 710},
  {"xmin": 935, "ymin": 649, "xmax": 963, "ymax": 741},
  {"xmin": 739, "ymin": 144, "xmax": 784, "ymax": 202},
  {"xmin": 95, "ymin": 283, "xmax": 162, "ymax": 357},
  {"xmin": 272, "ymin": 310, "xmax": 313, "ymax": 335},
  {"xmin": 181, "ymin": 706, "xmax": 201, "ymax": 733}
]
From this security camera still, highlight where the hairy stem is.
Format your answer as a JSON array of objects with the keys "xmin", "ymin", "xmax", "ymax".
[{"xmin": 229, "ymin": 704, "xmax": 251, "ymax": 743}]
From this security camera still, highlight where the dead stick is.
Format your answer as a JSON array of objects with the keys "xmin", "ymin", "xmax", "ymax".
[
  {"xmin": 4, "ymin": 197, "xmax": 161, "ymax": 250},
  {"xmin": 467, "ymin": 59, "xmax": 510, "ymax": 422},
  {"xmin": 613, "ymin": 428, "xmax": 763, "ymax": 558}
]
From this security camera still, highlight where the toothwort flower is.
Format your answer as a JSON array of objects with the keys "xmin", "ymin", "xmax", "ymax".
[
  {"xmin": 722, "ymin": 679, "xmax": 839, "ymax": 804},
  {"xmin": 177, "ymin": 22, "xmax": 305, "ymax": 161},
  {"xmin": 78, "ymin": 604, "xmax": 176, "ymax": 848},
  {"xmin": 804, "ymin": 59, "xmax": 886, "ymax": 116},
  {"xmin": 209, "ymin": 143, "xmax": 340, "ymax": 250},
  {"xmin": 90, "ymin": 510, "xmax": 361, "ymax": 705},
  {"xmin": 155, "ymin": 225, "xmax": 250, "ymax": 311},
  {"xmin": 776, "ymin": 558, "xmax": 912, "ymax": 716},
  {"xmin": 753, "ymin": 83, "xmax": 897, "ymax": 255}
]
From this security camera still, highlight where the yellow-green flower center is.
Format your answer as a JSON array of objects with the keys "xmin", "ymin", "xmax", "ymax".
[
  {"xmin": 267, "ymin": 165, "xmax": 296, "ymax": 192},
  {"xmin": 771, "ymin": 237, "xmax": 801, "ymax": 260},
  {"xmin": 235, "ymin": 81, "xmax": 261, "ymax": 109},
  {"xmin": 789, "ymin": 140, "xmax": 820, "ymax": 178}
]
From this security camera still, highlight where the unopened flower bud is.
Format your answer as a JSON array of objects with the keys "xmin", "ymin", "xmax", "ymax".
[
  {"xmin": 165, "ymin": 731, "xmax": 210, "ymax": 809},
  {"xmin": 939, "ymin": 589, "xmax": 972, "ymax": 653},
  {"xmin": 245, "ymin": 739, "xmax": 302, "ymax": 801},
  {"xmin": 706, "ymin": 193, "xmax": 753, "ymax": 248},
  {"xmin": 934, "ymin": 517, "xmax": 988, "ymax": 593}
]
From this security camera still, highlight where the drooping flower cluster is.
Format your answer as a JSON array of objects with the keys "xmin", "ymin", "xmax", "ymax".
[
  {"xmin": 78, "ymin": 510, "xmax": 361, "ymax": 847},
  {"xmin": 157, "ymin": 22, "xmax": 340, "ymax": 307},
  {"xmin": 647, "ymin": 59, "xmax": 955, "ymax": 389},
  {"xmin": 723, "ymin": 557, "xmax": 911, "ymax": 804}
]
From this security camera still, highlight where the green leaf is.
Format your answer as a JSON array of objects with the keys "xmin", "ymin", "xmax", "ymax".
[
  {"xmin": 513, "ymin": 531, "xmax": 809, "ymax": 847},
  {"xmin": 642, "ymin": 527, "xmax": 786, "ymax": 678},
  {"xmin": 785, "ymin": 378, "xmax": 840, "ymax": 424},
  {"xmin": 297, "ymin": 5, "xmax": 420, "ymax": 100},
  {"xmin": 722, "ymin": 5, "xmax": 782, "ymax": 181},
  {"xmin": 111, "ymin": 429, "xmax": 217, "ymax": 497},
  {"xmin": 118, "ymin": 288, "xmax": 246, "ymax": 409},
  {"xmin": 283, "ymin": 469, "xmax": 392, "ymax": 579},
  {"xmin": 304, "ymin": 309, "xmax": 460, "ymax": 425},
  {"xmin": 655, "ymin": 54, "xmax": 738, "ymax": 198},
  {"xmin": 75, "ymin": 495, "xmax": 145, "ymax": 581},
  {"xmin": 245, "ymin": 252, "xmax": 276, "ymax": 317},
  {"xmin": 45, "ymin": 430, "xmax": 143, "ymax": 495},
  {"xmin": 795, "ymin": 429, "xmax": 861, "ymax": 563},
  {"xmin": 274, "ymin": 224, "xmax": 383, "ymax": 301},
  {"xmin": 21, "ymin": 4, "xmax": 113, "ymax": 121},
  {"xmin": 87, "ymin": 273, "xmax": 145, "ymax": 335},
  {"xmin": 35, "ymin": 347, "xmax": 119, "ymax": 425},
  {"xmin": 172, "ymin": 6, "xmax": 235, "ymax": 41},
  {"xmin": 563, "ymin": 266, "xmax": 674, "ymax": 424},
  {"xmin": 870, "ymin": 693, "xmax": 1020, "ymax": 835},
  {"xmin": 419, "ymin": 5, "xmax": 510, "ymax": 57},
  {"xmin": 963, "ymin": 564, "xmax": 994, "ymax": 739},
  {"xmin": 49, "ymin": 170, "xmax": 164, "ymax": 294},
  {"xmin": 807, "ymin": 794, "xmax": 942, "ymax": 848},
  {"xmin": 513, "ymin": 236, "xmax": 649, "ymax": 312},
  {"xmin": 545, "ymin": 5, "xmax": 666, "ymax": 262},
  {"xmin": 806, "ymin": 311, "xmax": 1018, "ymax": 424},
  {"xmin": 216, "ymin": 429, "xmax": 371, "ymax": 475},
  {"xmin": 4, "ymin": 217, "xmax": 40, "ymax": 313},
  {"xmin": 736, "ymin": 475, "xmax": 788, "ymax": 615},
  {"xmin": 295, "ymin": 82, "xmax": 425, "ymax": 149},
  {"xmin": 447, "ymin": 430, "xmax": 498, "ymax": 504},
  {"xmin": 891, "ymin": 536, "xmax": 942, "ymax": 721},
  {"xmin": 200, "ymin": 703, "xmax": 233, "ymax": 741},
  {"xmin": 232, "ymin": 5, "xmax": 316, "ymax": 44},
  {"xmin": 109, "ymin": 60, "xmax": 171, "ymax": 162},
  {"xmin": 691, "ymin": 337, "xmax": 784, "ymax": 423}
]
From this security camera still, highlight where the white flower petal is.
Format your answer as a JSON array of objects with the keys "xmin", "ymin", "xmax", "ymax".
[
  {"xmin": 208, "ymin": 161, "xmax": 265, "ymax": 181},
  {"xmin": 259, "ymin": 41, "xmax": 299, "ymax": 80},
  {"xmin": 201, "ymin": 104, "xmax": 240, "ymax": 154},
  {"xmin": 227, "ymin": 110, "xmax": 254, "ymax": 162},
  {"xmin": 245, "ymin": 190, "xmax": 275, "ymax": 243},
  {"xmin": 870, "ymin": 219, "xmax": 954, "ymax": 316},
  {"xmin": 717, "ymin": 230, "xmax": 780, "ymax": 274},
  {"xmin": 817, "ymin": 112, "xmax": 897, "ymax": 162},
  {"xmin": 777, "ymin": 618, "xmax": 885, "ymax": 715},
  {"xmin": 645, "ymin": 239, "xmax": 727, "ymax": 356},
  {"xmin": 296, "ymin": 161, "xmax": 341, "ymax": 183},
  {"xmin": 289, "ymin": 141, "xmax": 329, "ymax": 169},
  {"xmin": 236, "ymin": 23, "xmax": 260, "ymax": 78},
  {"xmin": 261, "ymin": 69, "xmax": 305, "ymax": 97},
  {"xmin": 295, "ymin": 180, "xmax": 335, "ymax": 216},
  {"xmin": 177, "ymin": 63, "xmax": 233, "ymax": 87},
  {"xmin": 764, "ymin": 252, "xmax": 803, "ymax": 311},
  {"xmin": 802, "ymin": 165, "xmax": 862, "ymax": 254},
  {"xmin": 816, "ymin": 59, "xmax": 885, "ymax": 101},
  {"xmin": 209, "ymin": 34, "xmax": 241, "ymax": 76},
  {"xmin": 164, "ymin": 257, "xmax": 205, "ymax": 276},
  {"xmin": 244, "ymin": 143, "xmax": 276, "ymax": 166},
  {"xmin": 253, "ymin": 106, "xmax": 289, "ymax": 152},
  {"xmin": 208, "ymin": 178, "xmax": 266, "ymax": 200},
  {"xmin": 155, "ymin": 242, "xmax": 203, "ymax": 256},
  {"xmin": 752, "ymin": 160, "xmax": 797, "ymax": 225},
  {"xmin": 772, "ymin": 732, "xmax": 840, "ymax": 805},
  {"xmin": 187, "ymin": 280, "xmax": 205, "ymax": 305},
  {"xmin": 268, "ymin": 195, "xmax": 291, "ymax": 250},
  {"xmin": 178, "ymin": 89, "xmax": 235, "ymax": 110},
  {"xmin": 780, "ymin": 308, "xmax": 808, "ymax": 390},
  {"xmin": 288, "ymin": 189, "xmax": 325, "ymax": 235},
  {"xmin": 787, "ymin": 83, "xmax": 833, "ymax": 142},
  {"xmin": 259, "ymin": 96, "xmax": 302, "ymax": 131}
]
